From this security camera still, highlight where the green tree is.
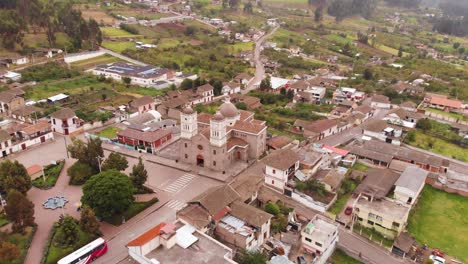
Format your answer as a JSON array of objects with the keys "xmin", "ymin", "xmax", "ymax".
[
  {"xmin": 0, "ymin": 241, "xmax": 20, "ymax": 263},
  {"xmin": 4, "ymin": 190, "xmax": 35, "ymax": 234},
  {"xmin": 82, "ymin": 170, "xmax": 134, "ymax": 218},
  {"xmin": 235, "ymin": 249, "xmax": 267, "ymax": 264},
  {"xmin": 314, "ymin": 6, "xmax": 323, "ymax": 22},
  {"xmin": 80, "ymin": 205, "xmax": 101, "ymax": 236},
  {"xmin": 0, "ymin": 9, "xmax": 25, "ymax": 49},
  {"xmin": 453, "ymin": 42, "xmax": 460, "ymax": 49},
  {"xmin": 406, "ymin": 130, "xmax": 416, "ymax": 142},
  {"xmin": 68, "ymin": 137, "xmax": 104, "ymax": 173},
  {"xmin": 459, "ymin": 47, "xmax": 465, "ymax": 54},
  {"xmin": 0, "ymin": 160, "xmax": 31, "ymax": 194},
  {"xmin": 235, "ymin": 102, "xmax": 248, "ymax": 110},
  {"xmin": 68, "ymin": 162, "xmax": 95, "ymax": 185},
  {"xmin": 180, "ymin": 78, "xmax": 194, "ymax": 90},
  {"xmin": 259, "ymin": 76, "xmax": 271, "ymax": 91},
  {"xmin": 398, "ymin": 46, "xmax": 404, "ymax": 57},
  {"xmin": 130, "ymin": 157, "xmax": 148, "ymax": 189},
  {"xmin": 363, "ymin": 68, "xmax": 373, "ymax": 80},
  {"xmin": 212, "ymin": 80, "xmax": 223, "ymax": 96},
  {"xmin": 265, "ymin": 202, "xmax": 280, "ymax": 215},
  {"xmin": 102, "ymin": 152, "xmax": 128, "ymax": 172},
  {"xmin": 416, "ymin": 118, "xmax": 432, "ymax": 131},
  {"xmin": 243, "ymin": 1, "xmax": 253, "ymax": 13},
  {"xmin": 122, "ymin": 77, "xmax": 131, "ymax": 86},
  {"xmin": 54, "ymin": 215, "xmax": 79, "ymax": 248}
]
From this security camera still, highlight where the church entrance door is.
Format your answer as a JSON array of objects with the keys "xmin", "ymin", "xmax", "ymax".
[{"xmin": 196, "ymin": 155, "xmax": 204, "ymax": 167}]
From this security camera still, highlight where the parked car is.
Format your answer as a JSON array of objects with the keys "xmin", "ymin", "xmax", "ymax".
[
  {"xmin": 430, "ymin": 254, "xmax": 446, "ymax": 264},
  {"xmin": 297, "ymin": 256, "xmax": 307, "ymax": 264},
  {"xmin": 345, "ymin": 206, "xmax": 353, "ymax": 215}
]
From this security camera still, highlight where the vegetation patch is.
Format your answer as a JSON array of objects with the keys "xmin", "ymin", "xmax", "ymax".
[
  {"xmin": 31, "ymin": 160, "xmax": 65, "ymax": 189},
  {"xmin": 331, "ymin": 248, "xmax": 363, "ymax": 264},
  {"xmin": 0, "ymin": 226, "xmax": 36, "ymax": 264},
  {"xmin": 0, "ymin": 213, "xmax": 9, "ymax": 228},
  {"xmin": 95, "ymin": 127, "xmax": 121, "ymax": 139},
  {"xmin": 103, "ymin": 198, "xmax": 158, "ymax": 226},
  {"xmin": 408, "ymin": 186, "xmax": 468, "ymax": 263}
]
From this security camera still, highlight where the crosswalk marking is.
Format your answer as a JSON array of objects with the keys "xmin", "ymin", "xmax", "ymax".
[
  {"xmin": 166, "ymin": 200, "xmax": 187, "ymax": 211},
  {"xmin": 163, "ymin": 173, "xmax": 196, "ymax": 194}
]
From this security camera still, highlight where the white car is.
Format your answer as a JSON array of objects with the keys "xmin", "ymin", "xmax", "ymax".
[{"xmin": 430, "ymin": 255, "xmax": 446, "ymax": 264}]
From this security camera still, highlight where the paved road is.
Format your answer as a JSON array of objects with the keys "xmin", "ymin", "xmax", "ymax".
[
  {"xmin": 243, "ymin": 26, "xmax": 280, "ymax": 93},
  {"xmin": 338, "ymin": 227, "xmax": 412, "ymax": 264},
  {"xmin": 318, "ymin": 108, "xmax": 388, "ymax": 146},
  {"xmin": 99, "ymin": 47, "xmax": 148, "ymax": 66}
]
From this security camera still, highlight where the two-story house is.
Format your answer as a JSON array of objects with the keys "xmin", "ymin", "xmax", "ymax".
[
  {"xmin": 128, "ymin": 96, "xmax": 156, "ymax": 114},
  {"xmin": 0, "ymin": 130, "xmax": 13, "ymax": 157},
  {"xmin": 50, "ymin": 108, "xmax": 84, "ymax": 135},
  {"xmin": 264, "ymin": 149, "xmax": 300, "ymax": 191},
  {"xmin": 301, "ymin": 215, "xmax": 339, "ymax": 264},
  {"xmin": 394, "ymin": 166, "xmax": 428, "ymax": 206}
]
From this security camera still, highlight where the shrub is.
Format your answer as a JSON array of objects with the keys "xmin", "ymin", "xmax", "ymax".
[{"xmin": 265, "ymin": 202, "xmax": 280, "ymax": 216}]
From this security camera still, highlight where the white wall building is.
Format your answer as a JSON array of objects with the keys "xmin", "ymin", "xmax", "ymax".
[
  {"xmin": 394, "ymin": 166, "xmax": 428, "ymax": 205},
  {"xmin": 301, "ymin": 215, "xmax": 339, "ymax": 264},
  {"xmin": 264, "ymin": 149, "xmax": 300, "ymax": 191}
]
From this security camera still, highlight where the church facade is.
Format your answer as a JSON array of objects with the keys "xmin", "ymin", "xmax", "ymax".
[{"xmin": 179, "ymin": 100, "xmax": 267, "ymax": 172}]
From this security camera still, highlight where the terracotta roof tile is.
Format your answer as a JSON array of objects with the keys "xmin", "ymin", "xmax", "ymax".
[
  {"xmin": 304, "ymin": 119, "xmax": 338, "ymax": 133},
  {"xmin": 263, "ymin": 149, "xmax": 299, "ymax": 171},
  {"xmin": 21, "ymin": 121, "xmax": 51, "ymax": 135},
  {"xmin": 126, "ymin": 223, "xmax": 166, "ymax": 247},
  {"xmin": 118, "ymin": 128, "xmax": 171, "ymax": 143}
]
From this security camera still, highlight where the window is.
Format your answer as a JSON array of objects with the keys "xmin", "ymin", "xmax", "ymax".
[
  {"xmin": 272, "ymin": 169, "xmax": 276, "ymax": 174},
  {"xmin": 184, "ymin": 143, "xmax": 188, "ymax": 148},
  {"xmin": 392, "ymin": 222, "xmax": 400, "ymax": 228},
  {"xmin": 272, "ymin": 180, "xmax": 274, "ymax": 185},
  {"xmin": 184, "ymin": 154, "xmax": 188, "ymax": 159},
  {"xmin": 315, "ymin": 242, "xmax": 322, "ymax": 247},
  {"xmin": 197, "ymin": 145, "xmax": 203, "ymax": 150},
  {"xmin": 367, "ymin": 220, "xmax": 374, "ymax": 225},
  {"xmin": 52, "ymin": 119, "xmax": 56, "ymax": 125},
  {"xmin": 305, "ymin": 237, "xmax": 312, "ymax": 243},
  {"xmin": 213, "ymin": 161, "xmax": 216, "ymax": 166},
  {"xmin": 213, "ymin": 150, "xmax": 216, "ymax": 155}
]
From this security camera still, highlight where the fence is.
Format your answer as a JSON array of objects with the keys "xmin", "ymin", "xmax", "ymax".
[{"xmin": 64, "ymin": 50, "xmax": 106, "ymax": 63}]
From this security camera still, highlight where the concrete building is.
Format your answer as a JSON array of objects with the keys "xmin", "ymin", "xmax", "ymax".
[
  {"xmin": 179, "ymin": 100, "xmax": 267, "ymax": 172},
  {"xmin": 126, "ymin": 220, "xmax": 236, "ymax": 264},
  {"xmin": 117, "ymin": 127, "xmax": 172, "ymax": 153},
  {"xmin": 222, "ymin": 82, "xmax": 241, "ymax": 95},
  {"xmin": 0, "ymin": 130, "xmax": 13, "ymax": 157},
  {"xmin": 263, "ymin": 149, "xmax": 300, "ymax": 191},
  {"xmin": 128, "ymin": 96, "xmax": 156, "ymax": 114},
  {"xmin": 0, "ymin": 90, "xmax": 25, "ymax": 115},
  {"xmin": 301, "ymin": 215, "xmax": 339, "ymax": 264},
  {"xmin": 423, "ymin": 94, "xmax": 463, "ymax": 111},
  {"xmin": 370, "ymin": 95, "xmax": 391, "ymax": 109},
  {"xmin": 383, "ymin": 108, "xmax": 423, "ymax": 128},
  {"xmin": 91, "ymin": 63, "xmax": 172, "ymax": 88},
  {"xmin": 362, "ymin": 119, "xmax": 403, "ymax": 145},
  {"xmin": 50, "ymin": 108, "xmax": 84, "ymax": 135},
  {"xmin": 303, "ymin": 119, "xmax": 339, "ymax": 140},
  {"xmin": 394, "ymin": 166, "xmax": 428, "ymax": 205},
  {"xmin": 354, "ymin": 197, "xmax": 411, "ymax": 238}
]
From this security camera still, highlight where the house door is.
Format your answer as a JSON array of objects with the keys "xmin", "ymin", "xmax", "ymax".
[
  {"xmin": 64, "ymin": 129, "xmax": 69, "ymax": 135},
  {"xmin": 236, "ymin": 151, "xmax": 241, "ymax": 160},
  {"xmin": 40, "ymin": 136, "xmax": 46, "ymax": 143},
  {"xmin": 196, "ymin": 155, "xmax": 204, "ymax": 167},
  {"xmin": 1, "ymin": 151, "xmax": 6, "ymax": 157},
  {"xmin": 21, "ymin": 144, "xmax": 26, "ymax": 150}
]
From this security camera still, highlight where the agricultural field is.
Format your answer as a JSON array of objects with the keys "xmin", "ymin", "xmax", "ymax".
[
  {"xmin": 101, "ymin": 27, "xmax": 143, "ymax": 38},
  {"xmin": 407, "ymin": 131, "xmax": 468, "ymax": 162},
  {"xmin": 70, "ymin": 54, "xmax": 125, "ymax": 70},
  {"xmin": 408, "ymin": 186, "xmax": 468, "ymax": 263},
  {"xmin": 102, "ymin": 41, "xmax": 137, "ymax": 53}
]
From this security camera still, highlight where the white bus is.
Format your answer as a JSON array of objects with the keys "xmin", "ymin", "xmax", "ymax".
[{"xmin": 57, "ymin": 237, "xmax": 108, "ymax": 264}]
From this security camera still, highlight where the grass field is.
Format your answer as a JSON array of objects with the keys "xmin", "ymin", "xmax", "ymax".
[
  {"xmin": 96, "ymin": 127, "xmax": 120, "ymax": 139},
  {"xmin": 408, "ymin": 186, "xmax": 468, "ymax": 263},
  {"xmin": 408, "ymin": 131, "xmax": 468, "ymax": 162},
  {"xmin": 331, "ymin": 249, "xmax": 363, "ymax": 264},
  {"xmin": 0, "ymin": 213, "xmax": 9, "ymax": 227},
  {"xmin": 101, "ymin": 27, "xmax": 143, "ymax": 38},
  {"xmin": 25, "ymin": 77, "xmax": 109, "ymax": 100},
  {"xmin": 70, "ymin": 54, "xmax": 124, "ymax": 70},
  {"xmin": 102, "ymin": 41, "xmax": 137, "ymax": 53}
]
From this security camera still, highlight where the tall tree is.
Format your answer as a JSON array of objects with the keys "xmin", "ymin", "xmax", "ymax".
[
  {"xmin": 0, "ymin": 160, "xmax": 31, "ymax": 194},
  {"xmin": 102, "ymin": 152, "xmax": 128, "ymax": 172},
  {"xmin": 235, "ymin": 249, "xmax": 267, "ymax": 264},
  {"xmin": 87, "ymin": 19, "xmax": 102, "ymax": 50},
  {"xmin": 4, "ymin": 190, "xmax": 35, "ymax": 234},
  {"xmin": 130, "ymin": 158, "xmax": 148, "ymax": 189},
  {"xmin": 398, "ymin": 46, "xmax": 403, "ymax": 57},
  {"xmin": 0, "ymin": 10, "xmax": 25, "ymax": 49},
  {"xmin": 54, "ymin": 216, "xmax": 79, "ymax": 247},
  {"xmin": 68, "ymin": 137, "xmax": 104, "ymax": 173},
  {"xmin": 80, "ymin": 205, "xmax": 101, "ymax": 236},
  {"xmin": 243, "ymin": 1, "xmax": 253, "ymax": 13},
  {"xmin": 82, "ymin": 170, "xmax": 134, "ymax": 218},
  {"xmin": 314, "ymin": 7, "xmax": 323, "ymax": 22}
]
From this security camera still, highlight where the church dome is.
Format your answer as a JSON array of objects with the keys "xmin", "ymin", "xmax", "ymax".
[
  {"xmin": 212, "ymin": 112, "xmax": 225, "ymax": 121},
  {"xmin": 182, "ymin": 106, "xmax": 194, "ymax": 114},
  {"xmin": 219, "ymin": 101, "xmax": 239, "ymax": 118}
]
